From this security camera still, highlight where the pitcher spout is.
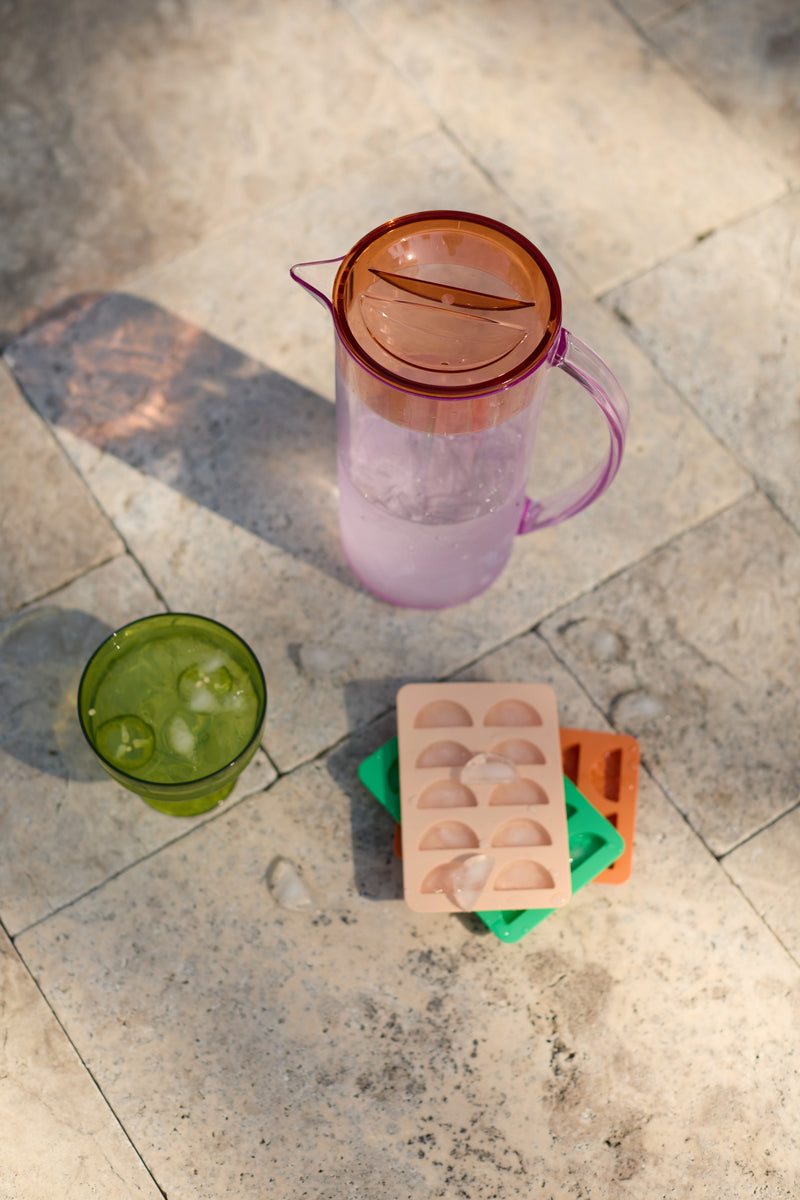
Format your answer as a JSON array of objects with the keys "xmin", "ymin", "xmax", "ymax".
[{"xmin": 289, "ymin": 256, "xmax": 344, "ymax": 312}]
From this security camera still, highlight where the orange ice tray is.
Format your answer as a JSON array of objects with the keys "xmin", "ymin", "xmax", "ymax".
[
  {"xmin": 396, "ymin": 683, "xmax": 572, "ymax": 914},
  {"xmin": 559, "ymin": 728, "xmax": 640, "ymax": 883}
]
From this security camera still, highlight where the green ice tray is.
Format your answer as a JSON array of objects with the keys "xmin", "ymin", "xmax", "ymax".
[{"xmin": 358, "ymin": 736, "xmax": 625, "ymax": 944}]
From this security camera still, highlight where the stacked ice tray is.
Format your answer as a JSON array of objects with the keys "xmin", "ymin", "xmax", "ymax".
[
  {"xmin": 357, "ymin": 734, "xmax": 627, "ymax": 943},
  {"xmin": 560, "ymin": 727, "xmax": 640, "ymax": 884},
  {"xmin": 396, "ymin": 682, "xmax": 573, "ymax": 914}
]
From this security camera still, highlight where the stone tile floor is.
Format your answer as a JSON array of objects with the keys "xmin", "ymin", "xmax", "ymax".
[{"xmin": 1, "ymin": 1, "xmax": 799, "ymax": 1197}]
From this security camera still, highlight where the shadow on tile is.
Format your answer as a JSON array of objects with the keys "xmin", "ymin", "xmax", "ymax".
[
  {"xmin": 0, "ymin": 605, "xmax": 113, "ymax": 781},
  {"xmin": 322, "ymin": 680, "xmax": 496, "ymax": 941},
  {"xmin": 324, "ymin": 703, "xmax": 402, "ymax": 904},
  {"xmin": 323, "ymin": 723, "xmax": 495, "ymax": 945},
  {"xmin": 7, "ymin": 292, "xmax": 353, "ymax": 589}
]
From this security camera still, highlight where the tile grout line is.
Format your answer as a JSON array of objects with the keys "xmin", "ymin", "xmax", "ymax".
[
  {"xmin": 656, "ymin": 767, "xmax": 800, "ymax": 972},
  {"xmin": 719, "ymin": 801, "xmax": 800, "ymax": 863},
  {"xmin": 4, "ymin": 930, "xmax": 169, "ymax": 1198},
  {"xmin": 595, "ymin": 187, "xmax": 796, "ymax": 302},
  {"xmin": 8, "ymin": 715, "xmax": 377, "ymax": 942},
  {"xmin": 8, "ymin": 776, "xmax": 279, "ymax": 942},
  {"xmin": 0, "ymin": 551, "xmax": 122, "ymax": 623},
  {"xmin": 714, "ymin": 864, "xmax": 800, "ymax": 973},
  {"xmin": 600, "ymin": 308, "xmax": 800, "ymax": 540},
  {"xmin": 535, "ymin": 487, "xmax": 760, "ymax": 624},
  {"xmin": 606, "ymin": 0, "xmax": 796, "ymax": 194},
  {"xmin": 2, "ymin": 352, "xmax": 174, "ymax": 615},
  {"xmin": 1, "ymin": 355, "xmax": 129, "ymax": 573}
]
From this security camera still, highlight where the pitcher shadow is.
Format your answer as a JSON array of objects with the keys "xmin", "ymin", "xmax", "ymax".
[{"xmin": 8, "ymin": 291, "xmax": 353, "ymax": 589}]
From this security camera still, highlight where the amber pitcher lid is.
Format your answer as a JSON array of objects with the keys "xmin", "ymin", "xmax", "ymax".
[{"xmin": 332, "ymin": 210, "xmax": 562, "ymax": 398}]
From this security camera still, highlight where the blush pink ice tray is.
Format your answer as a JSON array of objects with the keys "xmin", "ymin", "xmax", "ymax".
[{"xmin": 396, "ymin": 683, "xmax": 572, "ymax": 914}]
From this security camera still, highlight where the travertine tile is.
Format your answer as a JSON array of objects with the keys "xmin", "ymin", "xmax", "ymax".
[
  {"xmin": 0, "ymin": 555, "xmax": 275, "ymax": 935},
  {"xmin": 724, "ymin": 808, "xmax": 800, "ymax": 963},
  {"xmin": 614, "ymin": 0, "xmax": 689, "ymax": 24},
  {"xmin": 453, "ymin": 626, "xmax": 611, "ymax": 728},
  {"xmin": 540, "ymin": 493, "xmax": 800, "ymax": 856},
  {"xmin": 6, "ymin": 284, "xmax": 750, "ymax": 772},
  {"xmin": 0, "ymin": 927, "xmax": 163, "ymax": 1199},
  {"xmin": 648, "ymin": 0, "xmax": 800, "ymax": 183},
  {"xmin": 341, "ymin": 0, "xmax": 785, "ymax": 292},
  {"xmin": 606, "ymin": 194, "xmax": 800, "ymax": 531},
  {"xmin": 16, "ymin": 667, "xmax": 800, "ymax": 1198},
  {"xmin": 0, "ymin": 362, "xmax": 122, "ymax": 618},
  {"xmin": 0, "ymin": 0, "xmax": 435, "ymax": 338}
]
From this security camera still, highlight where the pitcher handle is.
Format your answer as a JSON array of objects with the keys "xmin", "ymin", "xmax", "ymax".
[
  {"xmin": 517, "ymin": 328, "xmax": 629, "ymax": 534},
  {"xmin": 289, "ymin": 257, "xmax": 345, "ymax": 312}
]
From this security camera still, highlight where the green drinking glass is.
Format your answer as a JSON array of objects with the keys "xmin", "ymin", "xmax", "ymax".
[{"xmin": 78, "ymin": 613, "xmax": 267, "ymax": 816}]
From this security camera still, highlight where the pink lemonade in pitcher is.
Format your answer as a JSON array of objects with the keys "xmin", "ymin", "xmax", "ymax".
[
  {"xmin": 335, "ymin": 391, "xmax": 535, "ymax": 608},
  {"xmin": 337, "ymin": 465, "xmax": 524, "ymax": 608}
]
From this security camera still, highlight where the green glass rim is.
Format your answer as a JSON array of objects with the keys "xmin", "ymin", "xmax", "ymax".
[{"xmin": 77, "ymin": 612, "xmax": 267, "ymax": 794}]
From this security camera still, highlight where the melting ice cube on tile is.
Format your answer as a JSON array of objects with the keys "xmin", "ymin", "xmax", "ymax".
[{"xmin": 266, "ymin": 857, "xmax": 316, "ymax": 911}]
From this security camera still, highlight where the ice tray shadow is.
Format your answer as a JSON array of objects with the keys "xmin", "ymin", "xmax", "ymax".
[
  {"xmin": 0, "ymin": 606, "xmax": 115, "ymax": 781},
  {"xmin": 324, "ymin": 699, "xmax": 405, "ymax": 905},
  {"xmin": 323, "ymin": 720, "xmax": 497, "ymax": 939},
  {"xmin": 7, "ymin": 292, "xmax": 353, "ymax": 589},
  {"xmin": 322, "ymin": 677, "xmax": 509, "ymax": 928}
]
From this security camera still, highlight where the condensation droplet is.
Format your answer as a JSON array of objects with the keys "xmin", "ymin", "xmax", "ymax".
[
  {"xmin": 590, "ymin": 628, "xmax": 627, "ymax": 661},
  {"xmin": 613, "ymin": 689, "xmax": 665, "ymax": 725}
]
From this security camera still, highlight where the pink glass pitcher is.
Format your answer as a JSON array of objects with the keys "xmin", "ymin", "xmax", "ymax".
[{"xmin": 291, "ymin": 211, "xmax": 629, "ymax": 609}]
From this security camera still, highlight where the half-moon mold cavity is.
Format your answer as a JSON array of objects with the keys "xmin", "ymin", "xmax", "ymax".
[
  {"xmin": 484, "ymin": 699, "xmax": 542, "ymax": 726},
  {"xmin": 421, "ymin": 854, "xmax": 494, "ymax": 905},
  {"xmin": 491, "ymin": 818, "xmax": 551, "ymax": 847},
  {"xmin": 419, "ymin": 821, "xmax": 480, "ymax": 850},
  {"xmin": 489, "ymin": 779, "xmax": 548, "ymax": 806},
  {"xmin": 418, "ymin": 780, "xmax": 478, "ymax": 809},
  {"xmin": 494, "ymin": 860, "xmax": 554, "ymax": 890},
  {"xmin": 414, "ymin": 699, "xmax": 473, "ymax": 728},
  {"xmin": 489, "ymin": 738, "xmax": 545, "ymax": 765},
  {"xmin": 416, "ymin": 740, "xmax": 472, "ymax": 768}
]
